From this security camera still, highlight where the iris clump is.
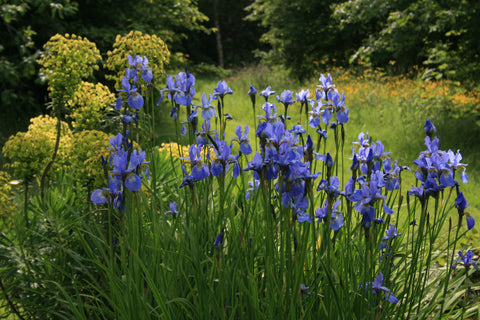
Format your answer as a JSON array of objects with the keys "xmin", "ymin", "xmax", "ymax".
[
  {"xmin": 86, "ymin": 67, "xmax": 476, "ymax": 319},
  {"xmin": 8, "ymin": 51, "xmax": 477, "ymax": 320}
]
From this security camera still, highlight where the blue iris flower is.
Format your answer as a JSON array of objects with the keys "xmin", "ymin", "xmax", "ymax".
[
  {"xmin": 315, "ymin": 198, "xmax": 344, "ymax": 231},
  {"xmin": 195, "ymin": 92, "xmax": 216, "ymax": 121},
  {"xmin": 327, "ymin": 90, "xmax": 349, "ymax": 124},
  {"xmin": 91, "ymin": 133, "xmax": 149, "ymax": 209},
  {"xmin": 296, "ymin": 209, "xmax": 313, "ymax": 223},
  {"xmin": 348, "ymin": 176, "xmax": 394, "ymax": 228},
  {"xmin": 248, "ymin": 85, "xmax": 257, "ymax": 105},
  {"xmin": 174, "ymin": 92, "xmax": 193, "ymax": 108},
  {"xmin": 245, "ymin": 179, "xmax": 260, "ymax": 200},
  {"xmin": 210, "ymin": 134, "xmax": 240, "ymax": 178},
  {"xmin": 308, "ymin": 100, "xmax": 323, "ymax": 128},
  {"xmin": 175, "ymin": 71, "xmax": 196, "ymax": 97},
  {"xmin": 380, "ymin": 224, "xmax": 401, "ymax": 250},
  {"xmin": 213, "ymin": 229, "xmax": 225, "ymax": 247},
  {"xmin": 91, "ymin": 176, "xmax": 125, "ymax": 211},
  {"xmin": 243, "ymin": 152, "xmax": 264, "ymax": 180},
  {"xmin": 160, "ymin": 75, "xmax": 181, "ymax": 101},
  {"xmin": 317, "ymin": 73, "xmax": 335, "ymax": 93},
  {"xmin": 289, "ymin": 124, "xmax": 306, "ymax": 136},
  {"xmin": 452, "ymin": 249, "xmax": 478, "ymax": 270},
  {"xmin": 231, "ymin": 125, "xmax": 252, "ymax": 155},
  {"xmin": 179, "ymin": 164, "xmax": 195, "ymax": 189},
  {"xmin": 213, "ymin": 80, "xmax": 233, "ymax": 99},
  {"xmin": 296, "ymin": 89, "xmax": 311, "ymax": 105},
  {"xmin": 317, "ymin": 176, "xmax": 342, "ymax": 198},
  {"xmin": 196, "ymin": 120, "xmax": 216, "ymax": 147},
  {"xmin": 363, "ymin": 272, "xmax": 399, "ymax": 304},
  {"xmin": 447, "ymin": 149, "xmax": 468, "ymax": 183},
  {"xmin": 424, "ymin": 119, "xmax": 436, "ymax": 137},
  {"xmin": 165, "ymin": 201, "xmax": 180, "ymax": 219},
  {"xmin": 260, "ymin": 86, "xmax": 276, "ymax": 101},
  {"xmin": 248, "ymin": 85, "xmax": 257, "ymax": 96},
  {"xmin": 276, "ymin": 90, "xmax": 295, "ymax": 107},
  {"xmin": 181, "ymin": 144, "xmax": 210, "ymax": 181},
  {"xmin": 127, "ymin": 54, "xmax": 153, "ymax": 83},
  {"xmin": 117, "ymin": 76, "xmax": 144, "ymax": 110}
]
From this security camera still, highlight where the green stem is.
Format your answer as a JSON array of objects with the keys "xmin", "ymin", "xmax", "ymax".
[
  {"xmin": 23, "ymin": 180, "xmax": 29, "ymax": 228},
  {"xmin": 40, "ymin": 111, "xmax": 62, "ymax": 198}
]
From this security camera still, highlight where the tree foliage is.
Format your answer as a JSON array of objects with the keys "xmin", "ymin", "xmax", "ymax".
[
  {"xmin": 182, "ymin": 0, "xmax": 265, "ymax": 68},
  {"xmin": 332, "ymin": 0, "xmax": 480, "ymax": 82},
  {"xmin": 247, "ymin": 0, "xmax": 480, "ymax": 83}
]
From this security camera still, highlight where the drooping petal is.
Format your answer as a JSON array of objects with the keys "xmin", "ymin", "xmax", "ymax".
[
  {"xmin": 142, "ymin": 68, "xmax": 153, "ymax": 82},
  {"xmin": 232, "ymin": 162, "xmax": 240, "ymax": 178},
  {"xmin": 330, "ymin": 212, "xmax": 344, "ymax": 231},
  {"xmin": 211, "ymin": 160, "xmax": 223, "ymax": 177},
  {"xmin": 91, "ymin": 189, "xmax": 109, "ymax": 205},
  {"xmin": 125, "ymin": 173, "xmax": 142, "ymax": 191},
  {"xmin": 466, "ymin": 214, "xmax": 475, "ymax": 230},
  {"xmin": 128, "ymin": 92, "xmax": 144, "ymax": 109},
  {"xmin": 192, "ymin": 162, "xmax": 210, "ymax": 181},
  {"xmin": 115, "ymin": 96, "xmax": 123, "ymax": 110}
]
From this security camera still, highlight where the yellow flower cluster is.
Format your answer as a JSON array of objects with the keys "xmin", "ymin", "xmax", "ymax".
[
  {"xmin": 2, "ymin": 115, "xmax": 72, "ymax": 181},
  {"xmin": 67, "ymin": 81, "xmax": 115, "ymax": 131},
  {"xmin": 68, "ymin": 130, "xmax": 111, "ymax": 189},
  {"xmin": 159, "ymin": 142, "xmax": 190, "ymax": 160},
  {"xmin": 158, "ymin": 142, "xmax": 218, "ymax": 164},
  {"xmin": 39, "ymin": 34, "xmax": 101, "ymax": 107},
  {"xmin": 105, "ymin": 30, "xmax": 170, "ymax": 90},
  {"xmin": 0, "ymin": 171, "xmax": 16, "ymax": 225}
]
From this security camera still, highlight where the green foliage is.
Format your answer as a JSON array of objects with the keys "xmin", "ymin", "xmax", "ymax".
[
  {"xmin": 2, "ymin": 115, "xmax": 72, "ymax": 182},
  {"xmin": 247, "ymin": 0, "xmax": 480, "ymax": 83},
  {"xmin": 38, "ymin": 33, "xmax": 101, "ymax": 108},
  {"xmin": 105, "ymin": 30, "xmax": 170, "ymax": 90},
  {"xmin": 66, "ymin": 81, "xmax": 115, "ymax": 131},
  {"xmin": 332, "ymin": 0, "xmax": 480, "ymax": 82},
  {"xmin": 0, "ymin": 173, "xmax": 97, "ymax": 319}
]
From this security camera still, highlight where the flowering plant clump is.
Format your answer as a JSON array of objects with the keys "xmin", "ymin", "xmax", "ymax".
[
  {"xmin": 67, "ymin": 81, "xmax": 116, "ymax": 131},
  {"xmin": 106, "ymin": 31, "xmax": 170, "ymax": 89},
  {"xmin": 38, "ymin": 34, "xmax": 101, "ymax": 107},
  {"xmin": 2, "ymin": 115, "xmax": 71, "ymax": 181}
]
